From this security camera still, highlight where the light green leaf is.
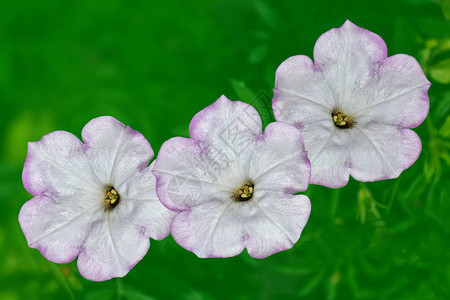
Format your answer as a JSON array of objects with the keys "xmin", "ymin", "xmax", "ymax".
[
  {"xmin": 230, "ymin": 79, "xmax": 256, "ymax": 102},
  {"xmin": 230, "ymin": 79, "xmax": 274, "ymax": 127},
  {"xmin": 439, "ymin": 115, "xmax": 450, "ymax": 138},
  {"xmin": 430, "ymin": 58, "xmax": 450, "ymax": 84}
]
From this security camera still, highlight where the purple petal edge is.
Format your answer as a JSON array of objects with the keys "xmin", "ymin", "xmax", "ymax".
[
  {"xmin": 82, "ymin": 116, "xmax": 154, "ymax": 164},
  {"xmin": 189, "ymin": 95, "xmax": 263, "ymax": 140},
  {"xmin": 18, "ymin": 196, "xmax": 82, "ymax": 264},
  {"xmin": 313, "ymin": 20, "xmax": 388, "ymax": 66},
  {"xmin": 22, "ymin": 131, "xmax": 84, "ymax": 196}
]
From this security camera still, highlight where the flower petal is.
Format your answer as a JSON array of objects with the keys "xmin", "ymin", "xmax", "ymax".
[
  {"xmin": 77, "ymin": 207, "xmax": 151, "ymax": 281},
  {"xmin": 243, "ymin": 193, "xmax": 310, "ymax": 258},
  {"xmin": 170, "ymin": 200, "xmax": 246, "ymax": 258},
  {"xmin": 313, "ymin": 20, "xmax": 387, "ymax": 104},
  {"xmin": 118, "ymin": 162, "xmax": 176, "ymax": 240},
  {"xmin": 189, "ymin": 95, "xmax": 262, "ymax": 156},
  {"xmin": 307, "ymin": 127, "xmax": 351, "ymax": 188},
  {"xmin": 81, "ymin": 116, "xmax": 153, "ymax": 187},
  {"xmin": 153, "ymin": 137, "xmax": 237, "ymax": 211},
  {"xmin": 22, "ymin": 131, "xmax": 101, "ymax": 197},
  {"xmin": 249, "ymin": 122, "xmax": 310, "ymax": 193},
  {"xmin": 355, "ymin": 54, "xmax": 430, "ymax": 128},
  {"xmin": 18, "ymin": 194, "xmax": 102, "ymax": 264},
  {"xmin": 274, "ymin": 55, "xmax": 335, "ymax": 123},
  {"xmin": 309, "ymin": 123, "xmax": 422, "ymax": 187},
  {"xmin": 348, "ymin": 124, "xmax": 422, "ymax": 181}
]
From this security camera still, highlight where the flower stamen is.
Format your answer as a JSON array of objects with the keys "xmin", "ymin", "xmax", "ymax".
[
  {"xmin": 233, "ymin": 180, "xmax": 254, "ymax": 202},
  {"xmin": 105, "ymin": 186, "xmax": 120, "ymax": 211},
  {"xmin": 331, "ymin": 110, "xmax": 354, "ymax": 129}
]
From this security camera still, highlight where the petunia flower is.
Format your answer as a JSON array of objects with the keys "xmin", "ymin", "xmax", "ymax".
[
  {"xmin": 152, "ymin": 95, "xmax": 311, "ymax": 258},
  {"xmin": 273, "ymin": 20, "xmax": 430, "ymax": 188},
  {"xmin": 19, "ymin": 116, "xmax": 175, "ymax": 281}
]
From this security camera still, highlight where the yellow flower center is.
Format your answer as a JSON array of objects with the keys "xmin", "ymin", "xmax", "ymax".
[
  {"xmin": 233, "ymin": 180, "xmax": 254, "ymax": 202},
  {"xmin": 331, "ymin": 110, "xmax": 354, "ymax": 129},
  {"xmin": 104, "ymin": 186, "xmax": 120, "ymax": 211}
]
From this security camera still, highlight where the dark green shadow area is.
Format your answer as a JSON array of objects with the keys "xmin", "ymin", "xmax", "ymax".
[{"xmin": 1, "ymin": 0, "xmax": 449, "ymax": 299}]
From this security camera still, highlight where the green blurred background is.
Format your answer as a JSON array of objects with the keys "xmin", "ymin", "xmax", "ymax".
[{"xmin": 1, "ymin": 0, "xmax": 450, "ymax": 299}]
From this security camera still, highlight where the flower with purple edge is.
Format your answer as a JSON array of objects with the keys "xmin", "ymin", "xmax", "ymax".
[
  {"xmin": 19, "ymin": 116, "xmax": 175, "ymax": 281},
  {"xmin": 152, "ymin": 95, "xmax": 311, "ymax": 258},
  {"xmin": 273, "ymin": 20, "xmax": 431, "ymax": 188}
]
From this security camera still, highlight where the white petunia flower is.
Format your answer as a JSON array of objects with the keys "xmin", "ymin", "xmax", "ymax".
[
  {"xmin": 152, "ymin": 95, "xmax": 311, "ymax": 258},
  {"xmin": 19, "ymin": 116, "xmax": 175, "ymax": 281},
  {"xmin": 273, "ymin": 20, "xmax": 430, "ymax": 188}
]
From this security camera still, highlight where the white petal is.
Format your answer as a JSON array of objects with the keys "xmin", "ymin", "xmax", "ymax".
[
  {"xmin": 248, "ymin": 122, "xmax": 310, "ymax": 193},
  {"xmin": 171, "ymin": 192, "xmax": 311, "ymax": 259},
  {"xmin": 289, "ymin": 113, "xmax": 351, "ymax": 188},
  {"xmin": 22, "ymin": 131, "xmax": 101, "ymax": 197},
  {"xmin": 313, "ymin": 20, "xmax": 387, "ymax": 108},
  {"xmin": 77, "ymin": 207, "xmax": 150, "ymax": 281},
  {"xmin": 189, "ymin": 95, "xmax": 262, "ymax": 157},
  {"xmin": 244, "ymin": 192, "xmax": 310, "ymax": 258},
  {"xmin": 118, "ymin": 162, "xmax": 176, "ymax": 240},
  {"xmin": 274, "ymin": 55, "xmax": 335, "ymax": 124},
  {"xmin": 170, "ymin": 200, "xmax": 246, "ymax": 258},
  {"xmin": 348, "ymin": 124, "xmax": 422, "ymax": 181},
  {"xmin": 19, "ymin": 194, "xmax": 103, "ymax": 264},
  {"xmin": 153, "ymin": 137, "xmax": 237, "ymax": 211},
  {"xmin": 309, "ymin": 123, "xmax": 422, "ymax": 187},
  {"xmin": 308, "ymin": 127, "xmax": 352, "ymax": 188},
  {"xmin": 81, "ymin": 116, "xmax": 153, "ymax": 187},
  {"xmin": 355, "ymin": 54, "xmax": 430, "ymax": 128}
]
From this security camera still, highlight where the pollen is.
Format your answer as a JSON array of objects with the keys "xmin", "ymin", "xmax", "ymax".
[
  {"xmin": 104, "ymin": 186, "xmax": 120, "ymax": 211},
  {"xmin": 232, "ymin": 180, "xmax": 255, "ymax": 202},
  {"xmin": 331, "ymin": 110, "xmax": 355, "ymax": 129}
]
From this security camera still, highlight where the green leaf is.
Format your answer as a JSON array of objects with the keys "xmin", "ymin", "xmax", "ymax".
[
  {"xmin": 429, "ymin": 58, "xmax": 450, "ymax": 84},
  {"xmin": 439, "ymin": 115, "xmax": 450, "ymax": 138},
  {"xmin": 326, "ymin": 270, "xmax": 341, "ymax": 300},
  {"xmin": 230, "ymin": 79, "xmax": 274, "ymax": 127},
  {"xmin": 230, "ymin": 79, "xmax": 256, "ymax": 102},
  {"xmin": 357, "ymin": 184, "xmax": 384, "ymax": 224},
  {"xmin": 433, "ymin": 92, "xmax": 450, "ymax": 120}
]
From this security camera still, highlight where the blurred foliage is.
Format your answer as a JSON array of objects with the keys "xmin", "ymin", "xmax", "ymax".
[{"xmin": 0, "ymin": 0, "xmax": 449, "ymax": 299}]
